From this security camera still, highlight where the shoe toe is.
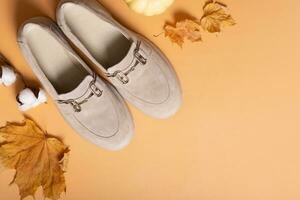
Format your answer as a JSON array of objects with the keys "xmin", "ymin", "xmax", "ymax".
[
  {"xmin": 116, "ymin": 42, "xmax": 182, "ymax": 119},
  {"xmin": 60, "ymin": 81, "xmax": 134, "ymax": 151},
  {"xmin": 148, "ymin": 52, "xmax": 182, "ymax": 118}
]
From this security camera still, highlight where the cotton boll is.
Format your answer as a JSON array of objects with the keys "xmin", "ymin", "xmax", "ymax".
[
  {"xmin": 37, "ymin": 89, "xmax": 47, "ymax": 103},
  {"xmin": 0, "ymin": 66, "xmax": 17, "ymax": 86},
  {"xmin": 18, "ymin": 88, "xmax": 48, "ymax": 111},
  {"xmin": 18, "ymin": 88, "xmax": 37, "ymax": 105}
]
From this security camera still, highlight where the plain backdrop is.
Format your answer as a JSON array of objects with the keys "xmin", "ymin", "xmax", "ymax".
[{"xmin": 1, "ymin": 0, "xmax": 300, "ymax": 200}]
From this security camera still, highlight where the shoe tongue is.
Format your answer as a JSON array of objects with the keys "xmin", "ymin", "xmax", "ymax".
[
  {"xmin": 107, "ymin": 42, "xmax": 136, "ymax": 74},
  {"xmin": 59, "ymin": 75, "xmax": 94, "ymax": 100}
]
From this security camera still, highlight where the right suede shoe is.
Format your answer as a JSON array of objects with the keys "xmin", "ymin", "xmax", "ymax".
[
  {"xmin": 57, "ymin": 0, "xmax": 182, "ymax": 119},
  {"xmin": 18, "ymin": 17, "xmax": 134, "ymax": 151}
]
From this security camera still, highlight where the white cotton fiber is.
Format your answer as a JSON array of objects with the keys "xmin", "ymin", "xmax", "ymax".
[
  {"xmin": 37, "ymin": 89, "xmax": 47, "ymax": 104},
  {"xmin": 18, "ymin": 88, "xmax": 48, "ymax": 112},
  {"xmin": 18, "ymin": 88, "xmax": 37, "ymax": 105},
  {"xmin": 0, "ymin": 66, "xmax": 17, "ymax": 86}
]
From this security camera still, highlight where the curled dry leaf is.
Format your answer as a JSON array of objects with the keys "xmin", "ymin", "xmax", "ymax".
[
  {"xmin": 162, "ymin": 1, "xmax": 236, "ymax": 47},
  {"xmin": 0, "ymin": 118, "xmax": 69, "ymax": 200},
  {"xmin": 164, "ymin": 19, "xmax": 202, "ymax": 47},
  {"xmin": 200, "ymin": 0, "xmax": 236, "ymax": 33}
]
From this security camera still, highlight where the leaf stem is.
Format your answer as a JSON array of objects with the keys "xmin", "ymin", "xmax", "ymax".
[{"xmin": 153, "ymin": 31, "xmax": 164, "ymax": 37}]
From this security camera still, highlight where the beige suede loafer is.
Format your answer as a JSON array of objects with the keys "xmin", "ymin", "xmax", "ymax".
[
  {"xmin": 57, "ymin": 0, "xmax": 182, "ymax": 119},
  {"xmin": 18, "ymin": 17, "xmax": 134, "ymax": 150}
]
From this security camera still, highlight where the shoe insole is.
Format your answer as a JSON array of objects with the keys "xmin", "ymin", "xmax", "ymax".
[
  {"xmin": 62, "ymin": 3, "xmax": 131, "ymax": 69},
  {"xmin": 23, "ymin": 24, "xmax": 88, "ymax": 94}
]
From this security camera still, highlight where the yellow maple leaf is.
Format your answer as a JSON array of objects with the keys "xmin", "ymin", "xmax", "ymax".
[
  {"xmin": 164, "ymin": 19, "xmax": 202, "ymax": 47},
  {"xmin": 200, "ymin": 0, "xmax": 236, "ymax": 33},
  {"xmin": 0, "ymin": 118, "xmax": 69, "ymax": 200}
]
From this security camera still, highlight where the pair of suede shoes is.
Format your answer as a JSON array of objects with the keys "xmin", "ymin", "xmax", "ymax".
[{"xmin": 18, "ymin": 0, "xmax": 182, "ymax": 150}]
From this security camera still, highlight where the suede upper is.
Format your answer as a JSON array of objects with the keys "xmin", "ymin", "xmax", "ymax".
[
  {"xmin": 18, "ymin": 17, "xmax": 134, "ymax": 150},
  {"xmin": 57, "ymin": 0, "xmax": 182, "ymax": 119}
]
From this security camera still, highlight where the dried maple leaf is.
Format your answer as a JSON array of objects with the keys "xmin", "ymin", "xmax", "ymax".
[
  {"xmin": 0, "ymin": 118, "xmax": 69, "ymax": 200},
  {"xmin": 164, "ymin": 19, "xmax": 202, "ymax": 47},
  {"xmin": 200, "ymin": 0, "xmax": 236, "ymax": 33}
]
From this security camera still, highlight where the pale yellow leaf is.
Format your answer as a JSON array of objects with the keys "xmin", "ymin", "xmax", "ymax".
[{"xmin": 200, "ymin": 0, "xmax": 236, "ymax": 33}]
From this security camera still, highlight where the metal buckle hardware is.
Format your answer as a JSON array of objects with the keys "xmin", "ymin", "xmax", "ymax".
[
  {"xmin": 106, "ymin": 41, "xmax": 147, "ymax": 84},
  {"xmin": 90, "ymin": 82, "xmax": 103, "ymax": 97},
  {"xmin": 57, "ymin": 76, "xmax": 103, "ymax": 112},
  {"xmin": 70, "ymin": 100, "xmax": 82, "ymax": 112}
]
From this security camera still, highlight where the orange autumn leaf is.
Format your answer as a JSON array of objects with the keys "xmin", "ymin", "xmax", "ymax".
[
  {"xmin": 164, "ymin": 19, "xmax": 202, "ymax": 47},
  {"xmin": 200, "ymin": 0, "xmax": 236, "ymax": 33},
  {"xmin": 0, "ymin": 118, "xmax": 69, "ymax": 200}
]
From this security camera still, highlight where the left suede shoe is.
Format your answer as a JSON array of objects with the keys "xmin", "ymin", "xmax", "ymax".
[
  {"xmin": 56, "ymin": 0, "xmax": 182, "ymax": 119},
  {"xmin": 18, "ymin": 17, "xmax": 134, "ymax": 150}
]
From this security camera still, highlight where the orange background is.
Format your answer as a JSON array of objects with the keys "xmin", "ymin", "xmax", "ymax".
[{"xmin": 1, "ymin": 0, "xmax": 300, "ymax": 200}]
